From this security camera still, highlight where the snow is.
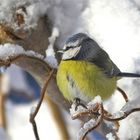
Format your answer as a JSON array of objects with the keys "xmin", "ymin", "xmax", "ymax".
[
  {"xmin": 0, "ymin": 43, "xmax": 25, "ymax": 59},
  {"xmin": 77, "ymin": 119, "xmax": 99, "ymax": 140},
  {"xmin": 133, "ymin": 0, "xmax": 140, "ymax": 7},
  {"xmin": 106, "ymin": 133, "xmax": 115, "ymax": 140},
  {"xmin": 45, "ymin": 27, "xmax": 59, "ymax": 68},
  {"xmin": 77, "ymin": 128, "xmax": 85, "ymax": 140},
  {"xmin": 87, "ymin": 96, "xmax": 102, "ymax": 106},
  {"xmin": 0, "ymin": 43, "xmax": 44, "ymax": 62},
  {"xmin": 0, "ymin": 0, "xmax": 48, "ymax": 30},
  {"xmin": 26, "ymin": 50, "xmax": 44, "ymax": 60},
  {"xmin": 45, "ymin": 0, "xmax": 87, "ymax": 47},
  {"xmin": 0, "ymin": 39, "xmax": 58, "ymax": 69},
  {"xmin": 118, "ymin": 114, "xmax": 140, "ymax": 140},
  {"xmin": 83, "ymin": 119, "xmax": 96, "ymax": 130}
]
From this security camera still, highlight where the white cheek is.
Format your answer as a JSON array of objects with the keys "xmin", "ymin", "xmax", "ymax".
[{"xmin": 62, "ymin": 47, "xmax": 80, "ymax": 60}]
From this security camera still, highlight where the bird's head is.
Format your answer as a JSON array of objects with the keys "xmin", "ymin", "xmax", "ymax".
[{"xmin": 59, "ymin": 33, "xmax": 88, "ymax": 60}]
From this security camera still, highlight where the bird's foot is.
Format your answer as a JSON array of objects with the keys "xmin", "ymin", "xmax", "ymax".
[
  {"xmin": 73, "ymin": 98, "xmax": 87, "ymax": 111},
  {"xmin": 70, "ymin": 96, "xmax": 103, "ymax": 140},
  {"xmin": 70, "ymin": 96, "xmax": 102, "ymax": 120}
]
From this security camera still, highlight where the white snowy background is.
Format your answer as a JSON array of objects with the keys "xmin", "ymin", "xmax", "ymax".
[{"xmin": 1, "ymin": 0, "xmax": 140, "ymax": 140}]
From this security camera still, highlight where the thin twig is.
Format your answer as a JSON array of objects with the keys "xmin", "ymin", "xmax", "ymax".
[
  {"xmin": 29, "ymin": 69, "xmax": 54, "ymax": 140},
  {"xmin": 32, "ymin": 120, "xmax": 40, "ymax": 140},
  {"xmin": 71, "ymin": 102, "xmax": 103, "ymax": 140},
  {"xmin": 103, "ymin": 109, "xmax": 120, "ymax": 131},
  {"xmin": 81, "ymin": 104, "xmax": 104, "ymax": 140},
  {"xmin": 104, "ymin": 108, "xmax": 140, "ymax": 122},
  {"xmin": 117, "ymin": 87, "xmax": 129, "ymax": 102}
]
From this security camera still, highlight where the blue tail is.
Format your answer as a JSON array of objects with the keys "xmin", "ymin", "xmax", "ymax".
[{"xmin": 117, "ymin": 72, "xmax": 140, "ymax": 78}]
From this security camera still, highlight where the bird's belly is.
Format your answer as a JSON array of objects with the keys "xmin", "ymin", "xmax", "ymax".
[{"xmin": 57, "ymin": 60, "xmax": 117, "ymax": 103}]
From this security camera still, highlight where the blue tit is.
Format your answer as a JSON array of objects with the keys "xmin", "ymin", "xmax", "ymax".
[{"xmin": 56, "ymin": 33, "xmax": 140, "ymax": 103}]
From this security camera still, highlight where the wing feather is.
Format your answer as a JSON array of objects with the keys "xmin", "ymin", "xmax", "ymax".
[{"xmin": 73, "ymin": 38, "xmax": 121, "ymax": 77}]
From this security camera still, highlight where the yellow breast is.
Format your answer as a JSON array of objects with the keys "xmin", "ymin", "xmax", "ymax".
[{"xmin": 56, "ymin": 60, "xmax": 117, "ymax": 102}]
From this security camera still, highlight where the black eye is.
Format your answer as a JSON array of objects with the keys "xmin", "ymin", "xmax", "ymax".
[{"xmin": 64, "ymin": 46, "xmax": 74, "ymax": 51}]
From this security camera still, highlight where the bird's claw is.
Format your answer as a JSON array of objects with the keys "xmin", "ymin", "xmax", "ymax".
[{"xmin": 73, "ymin": 98, "xmax": 88, "ymax": 111}]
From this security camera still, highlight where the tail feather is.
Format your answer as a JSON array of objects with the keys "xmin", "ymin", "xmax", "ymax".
[{"xmin": 117, "ymin": 72, "xmax": 140, "ymax": 78}]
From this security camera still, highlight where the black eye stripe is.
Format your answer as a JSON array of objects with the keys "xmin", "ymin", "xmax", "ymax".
[{"xmin": 64, "ymin": 46, "xmax": 74, "ymax": 51}]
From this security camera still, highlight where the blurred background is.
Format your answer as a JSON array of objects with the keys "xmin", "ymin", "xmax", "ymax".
[{"xmin": 1, "ymin": 0, "xmax": 140, "ymax": 140}]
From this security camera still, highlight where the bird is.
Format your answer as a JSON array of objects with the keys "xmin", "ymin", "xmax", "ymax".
[{"xmin": 56, "ymin": 33, "xmax": 140, "ymax": 104}]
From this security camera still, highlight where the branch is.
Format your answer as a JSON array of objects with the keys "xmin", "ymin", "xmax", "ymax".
[
  {"xmin": 70, "ymin": 95, "xmax": 140, "ymax": 140},
  {"xmin": 29, "ymin": 69, "xmax": 54, "ymax": 140}
]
